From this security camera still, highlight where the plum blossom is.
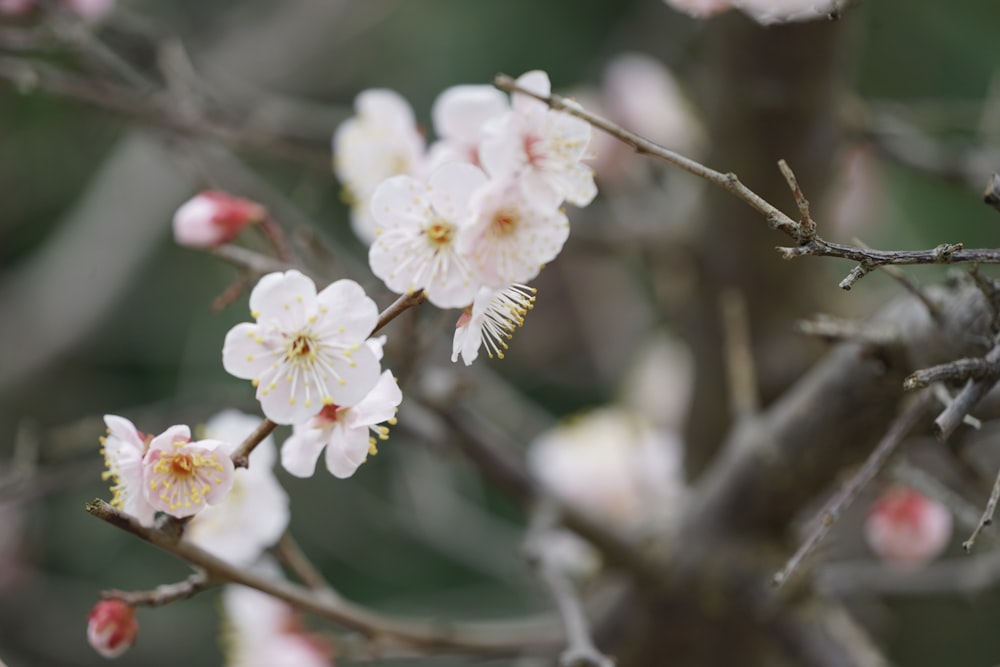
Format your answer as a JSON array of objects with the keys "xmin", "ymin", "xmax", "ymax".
[
  {"xmin": 281, "ymin": 369, "xmax": 402, "ymax": 478},
  {"xmin": 480, "ymin": 70, "xmax": 596, "ymax": 209},
  {"xmin": 452, "ymin": 283, "xmax": 536, "ymax": 365},
  {"xmin": 173, "ymin": 190, "xmax": 266, "ymax": 248},
  {"xmin": 732, "ymin": 0, "xmax": 839, "ymax": 24},
  {"xmin": 528, "ymin": 406, "xmax": 687, "ymax": 527},
  {"xmin": 223, "ymin": 585, "xmax": 332, "ymax": 667},
  {"xmin": 459, "ymin": 177, "xmax": 570, "ymax": 288},
  {"xmin": 222, "ymin": 270, "xmax": 382, "ymax": 425},
  {"xmin": 427, "ymin": 84, "xmax": 509, "ymax": 169},
  {"xmin": 87, "ymin": 599, "xmax": 138, "ymax": 659},
  {"xmin": 662, "ymin": 0, "xmax": 732, "ymax": 18},
  {"xmin": 369, "ymin": 162, "xmax": 487, "ymax": 308},
  {"xmin": 333, "ymin": 89, "xmax": 426, "ymax": 243},
  {"xmin": 100, "ymin": 415, "xmax": 156, "ymax": 527},
  {"xmin": 864, "ymin": 486, "xmax": 953, "ymax": 569},
  {"xmin": 186, "ymin": 411, "xmax": 289, "ymax": 565},
  {"xmin": 142, "ymin": 425, "xmax": 235, "ymax": 518}
]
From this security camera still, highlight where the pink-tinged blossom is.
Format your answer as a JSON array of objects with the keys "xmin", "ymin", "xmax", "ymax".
[
  {"xmin": 142, "ymin": 425, "xmax": 235, "ymax": 519},
  {"xmin": 528, "ymin": 407, "xmax": 687, "ymax": 527},
  {"xmin": 333, "ymin": 89, "xmax": 426, "ymax": 244},
  {"xmin": 459, "ymin": 177, "xmax": 570, "ymax": 287},
  {"xmin": 864, "ymin": 486, "xmax": 953, "ymax": 569},
  {"xmin": 451, "ymin": 283, "xmax": 536, "ymax": 366},
  {"xmin": 62, "ymin": 0, "xmax": 113, "ymax": 20},
  {"xmin": 281, "ymin": 370, "xmax": 402, "ymax": 479},
  {"xmin": 222, "ymin": 270, "xmax": 382, "ymax": 425},
  {"xmin": 186, "ymin": 411, "xmax": 290, "ymax": 566},
  {"xmin": 223, "ymin": 585, "xmax": 332, "ymax": 667},
  {"xmin": 0, "ymin": 0, "xmax": 33, "ymax": 15},
  {"xmin": 480, "ymin": 71, "xmax": 596, "ymax": 209},
  {"xmin": 662, "ymin": 0, "xmax": 731, "ymax": 18},
  {"xmin": 732, "ymin": 0, "xmax": 839, "ymax": 24},
  {"xmin": 173, "ymin": 190, "xmax": 266, "ymax": 248},
  {"xmin": 87, "ymin": 599, "xmax": 138, "ymax": 659},
  {"xmin": 369, "ymin": 162, "xmax": 487, "ymax": 308},
  {"xmin": 100, "ymin": 415, "xmax": 156, "ymax": 527},
  {"xmin": 427, "ymin": 84, "xmax": 509, "ymax": 168}
]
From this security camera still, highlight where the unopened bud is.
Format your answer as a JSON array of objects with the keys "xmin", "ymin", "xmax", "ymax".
[
  {"xmin": 864, "ymin": 486, "xmax": 952, "ymax": 569},
  {"xmin": 87, "ymin": 599, "xmax": 138, "ymax": 659},
  {"xmin": 173, "ymin": 190, "xmax": 267, "ymax": 248}
]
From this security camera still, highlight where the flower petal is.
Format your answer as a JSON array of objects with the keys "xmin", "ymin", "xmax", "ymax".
[
  {"xmin": 249, "ymin": 270, "xmax": 317, "ymax": 329},
  {"xmin": 280, "ymin": 427, "xmax": 329, "ymax": 478},
  {"xmin": 324, "ymin": 424, "xmax": 371, "ymax": 479},
  {"xmin": 344, "ymin": 370, "xmax": 402, "ymax": 427},
  {"xmin": 315, "ymin": 279, "xmax": 378, "ymax": 340},
  {"xmin": 222, "ymin": 322, "xmax": 277, "ymax": 380}
]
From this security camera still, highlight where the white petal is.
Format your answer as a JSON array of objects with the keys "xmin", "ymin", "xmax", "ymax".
[
  {"xmin": 315, "ymin": 279, "xmax": 378, "ymax": 340},
  {"xmin": 344, "ymin": 370, "xmax": 402, "ymax": 427},
  {"xmin": 432, "ymin": 85, "xmax": 509, "ymax": 145},
  {"xmin": 325, "ymin": 342, "xmax": 381, "ymax": 407},
  {"xmin": 146, "ymin": 425, "xmax": 191, "ymax": 456},
  {"xmin": 103, "ymin": 415, "xmax": 144, "ymax": 451},
  {"xmin": 324, "ymin": 425, "xmax": 372, "ymax": 478},
  {"xmin": 427, "ymin": 162, "xmax": 488, "ymax": 221},
  {"xmin": 370, "ymin": 175, "xmax": 431, "ymax": 231},
  {"xmin": 249, "ymin": 270, "xmax": 316, "ymax": 329},
  {"xmin": 513, "ymin": 70, "xmax": 552, "ymax": 115},
  {"xmin": 280, "ymin": 428, "xmax": 329, "ymax": 478},
  {"xmin": 222, "ymin": 322, "xmax": 277, "ymax": 380}
]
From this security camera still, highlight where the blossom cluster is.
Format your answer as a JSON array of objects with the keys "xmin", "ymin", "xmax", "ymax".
[{"xmin": 334, "ymin": 70, "xmax": 597, "ymax": 364}]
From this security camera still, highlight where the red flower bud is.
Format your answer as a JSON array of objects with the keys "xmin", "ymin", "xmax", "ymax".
[{"xmin": 87, "ymin": 599, "xmax": 138, "ymax": 659}]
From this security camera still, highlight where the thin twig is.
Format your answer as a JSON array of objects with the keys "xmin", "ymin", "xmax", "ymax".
[
  {"xmin": 794, "ymin": 315, "xmax": 899, "ymax": 347},
  {"xmin": 211, "ymin": 244, "xmax": 297, "ymax": 274},
  {"xmin": 85, "ymin": 499, "xmax": 563, "ymax": 655},
  {"xmin": 904, "ymin": 357, "xmax": 1000, "ymax": 391},
  {"xmin": 274, "ymin": 531, "xmax": 343, "ymax": 601},
  {"xmin": 103, "ymin": 571, "xmax": 211, "ymax": 607},
  {"xmin": 933, "ymin": 337, "xmax": 1000, "ymax": 440},
  {"xmin": 852, "ymin": 237, "xmax": 942, "ymax": 323},
  {"xmin": 493, "ymin": 73, "xmax": 1000, "ymax": 289},
  {"xmin": 772, "ymin": 391, "xmax": 932, "ymax": 588},
  {"xmin": 524, "ymin": 503, "xmax": 615, "ymax": 667},
  {"xmin": 777, "ymin": 158, "xmax": 815, "ymax": 237},
  {"xmin": 372, "ymin": 290, "xmax": 428, "ymax": 335},
  {"xmin": 964, "ymin": 466, "xmax": 1000, "ymax": 552}
]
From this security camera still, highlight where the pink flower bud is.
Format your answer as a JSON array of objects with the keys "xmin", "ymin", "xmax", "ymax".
[
  {"xmin": 864, "ymin": 486, "xmax": 953, "ymax": 569},
  {"xmin": 172, "ymin": 191, "xmax": 266, "ymax": 248},
  {"xmin": 87, "ymin": 599, "xmax": 138, "ymax": 659}
]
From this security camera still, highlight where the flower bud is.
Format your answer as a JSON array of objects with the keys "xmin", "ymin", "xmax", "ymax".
[
  {"xmin": 172, "ymin": 190, "xmax": 266, "ymax": 248},
  {"xmin": 864, "ymin": 486, "xmax": 952, "ymax": 569},
  {"xmin": 87, "ymin": 599, "xmax": 138, "ymax": 659}
]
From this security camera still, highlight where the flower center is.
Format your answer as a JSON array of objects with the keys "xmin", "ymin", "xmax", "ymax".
[
  {"xmin": 490, "ymin": 208, "xmax": 520, "ymax": 238},
  {"xmin": 317, "ymin": 403, "xmax": 344, "ymax": 424},
  {"xmin": 523, "ymin": 134, "xmax": 545, "ymax": 167},
  {"xmin": 425, "ymin": 219, "xmax": 455, "ymax": 248},
  {"xmin": 149, "ymin": 441, "xmax": 226, "ymax": 512},
  {"xmin": 285, "ymin": 333, "xmax": 318, "ymax": 365}
]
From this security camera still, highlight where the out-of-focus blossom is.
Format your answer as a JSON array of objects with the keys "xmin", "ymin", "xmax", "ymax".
[
  {"xmin": 662, "ymin": 0, "xmax": 732, "ymax": 18},
  {"xmin": 528, "ymin": 406, "xmax": 687, "ymax": 527},
  {"xmin": 731, "ymin": 0, "xmax": 839, "ymax": 24},
  {"xmin": 62, "ymin": 0, "xmax": 113, "ymax": 20},
  {"xmin": 87, "ymin": 599, "xmax": 138, "ymax": 659},
  {"xmin": 281, "ymin": 369, "xmax": 402, "ymax": 479},
  {"xmin": 0, "ymin": 0, "xmax": 34, "ymax": 15},
  {"xmin": 428, "ymin": 84, "xmax": 509, "ymax": 169},
  {"xmin": 222, "ymin": 270, "xmax": 382, "ymax": 425},
  {"xmin": 333, "ymin": 89, "xmax": 426, "ymax": 244},
  {"xmin": 142, "ymin": 425, "xmax": 235, "ymax": 519},
  {"xmin": 172, "ymin": 191, "xmax": 266, "ymax": 248},
  {"xmin": 864, "ymin": 486, "xmax": 953, "ymax": 569},
  {"xmin": 451, "ymin": 283, "xmax": 535, "ymax": 365},
  {"xmin": 187, "ymin": 411, "xmax": 289, "ymax": 565},
  {"xmin": 223, "ymin": 585, "xmax": 332, "ymax": 667},
  {"xmin": 619, "ymin": 333, "xmax": 694, "ymax": 431},
  {"xmin": 100, "ymin": 415, "xmax": 156, "ymax": 526},
  {"xmin": 823, "ymin": 142, "xmax": 886, "ymax": 236},
  {"xmin": 369, "ymin": 162, "xmax": 488, "ymax": 308},
  {"xmin": 481, "ymin": 70, "xmax": 596, "ymax": 209},
  {"xmin": 460, "ymin": 178, "xmax": 570, "ymax": 288}
]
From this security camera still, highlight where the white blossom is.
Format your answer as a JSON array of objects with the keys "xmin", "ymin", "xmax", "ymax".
[
  {"xmin": 186, "ymin": 411, "xmax": 290, "ymax": 565},
  {"xmin": 100, "ymin": 415, "xmax": 156, "ymax": 526},
  {"xmin": 222, "ymin": 270, "xmax": 382, "ymax": 425},
  {"xmin": 451, "ymin": 283, "xmax": 536, "ymax": 365},
  {"xmin": 142, "ymin": 425, "xmax": 235, "ymax": 519}
]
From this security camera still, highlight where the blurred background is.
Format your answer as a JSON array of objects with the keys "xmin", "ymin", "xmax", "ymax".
[{"xmin": 2, "ymin": 0, "xmax": 1000, "ymax": 665}]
